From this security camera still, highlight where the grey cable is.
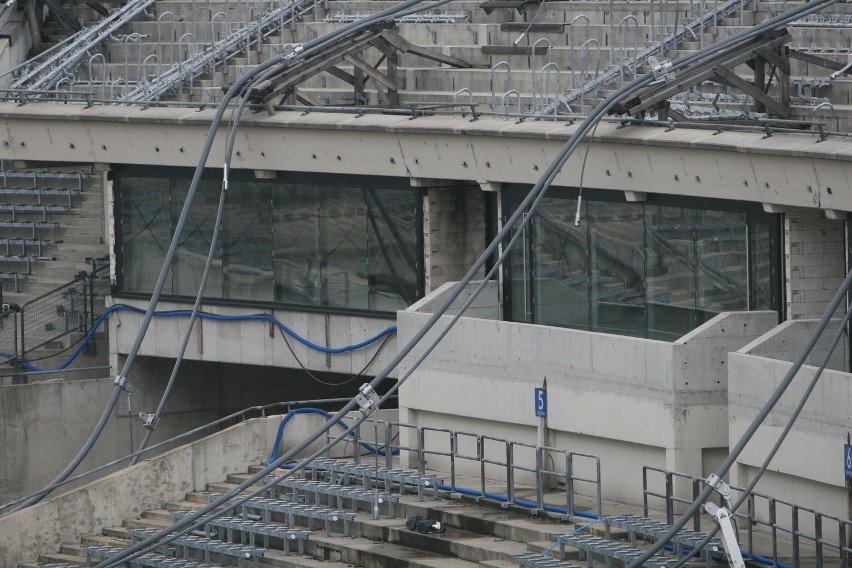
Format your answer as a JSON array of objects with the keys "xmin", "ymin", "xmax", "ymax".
[
  {"xmin": 96, "ymin": 0, "xmax": 837, "ymax": 561},
  {"xmin": 17, "ymin": 0, "xmax": 459, "ymax": 511},
  {"xmin": 130, "ymin": 77, "xmax": 255, "ymax": 464},
  {"xmin": 130, "ymin": 179, "xmax": 228, "ymax": 464},
  {"xmin": 666, "ymin": 294, "xmax": 852, "ymax": 568}
]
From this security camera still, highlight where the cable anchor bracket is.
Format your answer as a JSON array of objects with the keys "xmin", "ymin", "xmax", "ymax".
[
  {"xmin": 356, "ymin": 383, "xmax": 380, "ymax": 417},
  {"xmin": 704, "ymin": 502, "xmax": 746, "ymax": 568},
  {"xmin": 138, "ymin": 412, "xmax": 160, "ymax": 430}
]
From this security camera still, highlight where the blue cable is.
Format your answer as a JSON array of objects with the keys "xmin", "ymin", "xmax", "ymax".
[
  {"xmin": 15, "ymin": 304, "xmax": 397, "ymax": 372},
  {"xmin": 266, "ymin": 407, "xmax": 400, "ymax": 465},
  {"xmin": 265, "ymin": 406, "xmax": 789, "ymax": 568}
]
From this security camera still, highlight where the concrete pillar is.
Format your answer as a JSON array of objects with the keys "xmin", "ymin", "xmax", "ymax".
[
  {"xmin": 422, "ymin": 185, "xmax": 486, "ymax": 293},
  {"xmin": 784, "ymin": 210, "xmax": 846, "ymax": 320}
]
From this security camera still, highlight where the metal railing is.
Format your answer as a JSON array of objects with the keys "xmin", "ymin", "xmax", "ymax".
[
  {"xmin": 328, "ymin": 417, "xmax": 603, "ymax": 517},
  {"xmin": 643, "ymin": 466, "xmax": 852, "ymax": 567},
  {"xmin": 0, "ymin": 307, "xmax": 17, "ymax": 364},
  {"xmin": 18, "ymin": 258, "xmax": 109, "ymax": 357}
]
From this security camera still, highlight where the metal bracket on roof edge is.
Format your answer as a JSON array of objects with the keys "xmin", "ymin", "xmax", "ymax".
[{"xmin": 356, "ymin": 383, "xmax": 380, "ymax": 417}]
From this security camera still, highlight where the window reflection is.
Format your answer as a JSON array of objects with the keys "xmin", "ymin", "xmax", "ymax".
[
  {"xmin": 121, "ymin": 177, "xmax": 171, "ymax": 292},
  {"xmin": 118, "ymin": 171, "xmax": 421, "ymax": 313},
  {"xmin": 505, "ymin": 191, "xmax": 778, "ymax": 340},
  {"xmin": 534, "ymin": 198, "xmax": 589, "ymax": 329},
  {"xmin": 224, "ymin": 181, "xmax": 273, "ymax": 301}
]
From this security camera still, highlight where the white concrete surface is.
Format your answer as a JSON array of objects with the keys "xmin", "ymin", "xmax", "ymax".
[{"xmin": 397, "ymin": 281, "xmax": 778, "ymax": 505}]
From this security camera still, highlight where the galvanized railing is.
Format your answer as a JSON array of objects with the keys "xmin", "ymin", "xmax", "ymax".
[
  {"xmin": 0, "ymin": 307, "xmax": 17, "ymax": 364},
  {"xmin": 18, "ymin": 259, "xmax": 109, "ymax": 356},
  {"xmin": 330, "ymin": 417, "xmax": 603, "ymax": 517},
  {"xmin": 643, "ymin": 465, "xmax": 852, "ymax": 567}
]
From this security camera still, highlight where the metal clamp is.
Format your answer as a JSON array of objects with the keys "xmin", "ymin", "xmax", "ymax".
[
  {"xmin": 355, "ymin": 383, "xmax": 380, "ymax": 417},
  {"xmin": 706, "ymin": 473, "xmax": 732, "ymax": 499},
  {"xmin": 113, "ymin": 374, "xmax": 130, "ymax": 392},
  {"xmin": 138, "ymin": 412, "xmax": 159, "ymax": 430}
]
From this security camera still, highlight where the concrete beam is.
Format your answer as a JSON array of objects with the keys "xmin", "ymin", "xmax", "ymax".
[
  {"xmin": 478, "ymin": 180, "xmax": 501, "ymax": 192},
  {"xmin": 0, "ymin": 104, "xmax": 850, "ymax": 212}
]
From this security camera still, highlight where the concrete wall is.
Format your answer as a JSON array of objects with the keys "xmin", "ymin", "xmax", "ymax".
[
  {"xmin": 422, "ymin": 185, "xmax": 487, "ymax": 293},
  {"xmin": 738, "ymin": 319, "xmax": 847, "ymax": 371},
  {"xmin": 108, "ymin": 298, "xmax": 398, "ymax": 379},
  {"xmin": 0, "ymin": 410, "xmax": 396, "ymax": 566},
  {"xmin": 728, "ymin": 350, "xmax": 851, "ymax": 519},
  {"xmin": 397, "ymin": 283, "xmax": 778, "ymax": 505},
  {"xmin": 408, "ymin": 279, "xmax": 500, "ymax": 320},
  {"xmin": 0, "ymin": 372, "xmax": 222, "ymax": 504},
  {"xmin": 0, "ymin": 417, "xmax": 269, "ymax": 566},
  {"xmin": 0, "ymin": 8, "xmax": 32, "ymax": 91}
]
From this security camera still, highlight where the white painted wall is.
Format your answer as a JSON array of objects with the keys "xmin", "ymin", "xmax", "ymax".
[{"xmin": 397, "ymin": 281, "xmax": 778, "ymax": 506}]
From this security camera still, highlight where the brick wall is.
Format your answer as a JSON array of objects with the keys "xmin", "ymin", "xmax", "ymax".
[
  {"xmin": 784, "ymin": 210, "xmax": 846, "ymax": 320},
  {"xmin": 422, "ymin": 186, "xmax": 487, "ymax": 292}
]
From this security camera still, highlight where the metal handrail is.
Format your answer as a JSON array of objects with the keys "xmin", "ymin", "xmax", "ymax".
[
  {"xmin": 544, "ymin": 0, "xmax": 749, "ymax": 114},
  {"xmin": 642, "ymin": 465, "xmax": 852, "ymax": 567},
  {"xmin": 120, "ymin": 0, "xmax": 320, "ymax": 102},
  {"xmin": 11, "ymin": 0, "xmax": 159, "ymax": 92},
  {"xmin": 0, "ymin": 396, "xmax": 393, "ymax": 516}
]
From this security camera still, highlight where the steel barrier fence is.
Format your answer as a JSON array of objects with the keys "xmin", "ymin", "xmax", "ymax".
[
  {"xmin": 18, "ymin": 259, "xmax": 110, "ymax": 357},
  {"xmin": 643, "ymin": 465, "xmax": 852, "ymax": 568},
  {"xmin": 0, "ymin": 307, "xmax": 17, "ymax": 364},
  {"xmin": 328, "ymin": 416, "xmax": 603, "ymax": 517}
]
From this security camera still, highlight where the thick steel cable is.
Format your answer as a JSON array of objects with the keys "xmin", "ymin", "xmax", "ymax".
[
  {"xmin": 130, "ymin": 78, "xmax": 255, "ymax": 464},
  {"xmin": 664, "ymin": 288, "xmax": 852, "ymax": 568},
  {"xmin": 95, "ymin": 0, "xmax": 836, "ymax": 562},
  {"xmin": 130, "ymin": 175, "xmax": 228, "ymax": 465},
  {"xmin": 17, "ymin": 0, "xmax": 451, "ymax": 512}
]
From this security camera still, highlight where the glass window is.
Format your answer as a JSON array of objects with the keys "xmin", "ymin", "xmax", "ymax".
[
  {"xmin": 117, "ymin": 169, "xmax": 422, "ymax": 314},
  {"xmin": 171, "ymin": 179, "xmax": 223, "ymax": 297},
  {"xmin": 695, "ymin": 209, "xmax": 748, "ymax": 318},
  {"xmin": 646, "ymin": 205, "xmax": 697, "ymax": 340},
  {"xmin": 223, "ymin": 180, "xmax": 273, "ymax": 301},
  {"xmin": 589, "ymin": 201, "xmax": 645, "ymax": 337},
  {"xmin": 320, "ymin": 186, "xmax": 370, "ymax": 309},
  {"xmin": 120, "ymin": 177, "xmax": 171, "ymax": 293},
  {"xmin": 534, "ymin": 198, "xmax": 589, "ymax": 329},
  {"xmin": 504, "ymin": 188, "xmax": 779, "ymax": 340},
  {"xmin": 366, "ymin": 188, "xmax": 419, "ymax": 310},
  {"xmin": 273, "ymin": 181, "xmax": 321, "ymax": 306}
]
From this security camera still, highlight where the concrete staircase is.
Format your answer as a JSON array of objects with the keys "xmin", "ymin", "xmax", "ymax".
[
  {"xmin": 20, "ymin": 0, "xmax": 852, "ymax": 131},
  {"xmin": 19, "ymin": 460, "xmax": 730, "ymax": 568},
  {"xmin": 0, "ymin": 161, "xmax": 108, "ymax": 307}
]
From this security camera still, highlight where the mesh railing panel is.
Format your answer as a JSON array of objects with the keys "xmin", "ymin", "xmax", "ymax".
[
  {"xmin": 0, "ymin": 309, "xmax": 16, "ymax": 362},
  {"xmin": 89, "ymin": 262, "xmax": 111, "ymax": 325},
  {"xmin": 21, "ymin": 277, "xmax": 88, "ymax": 355}
]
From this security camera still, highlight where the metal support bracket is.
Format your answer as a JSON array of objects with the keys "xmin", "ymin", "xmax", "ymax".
[
  {"xmin": 705, "ymin": 502, "xmax": 746, "ymax": 568},
  {"xmin": 138, "ymin": 412, "xmax": 160, "ymax": 430},
  {"xmin": 706, "ymin": 473, "xmax": 732, "ymax": 499},
  {"xmin": 356, "ymin": 383, "xmax": 380, "ymax": 417}
]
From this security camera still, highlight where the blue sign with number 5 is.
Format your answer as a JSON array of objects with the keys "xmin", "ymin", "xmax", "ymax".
[
  {"xmin": 534, "ymin": 388, "xmax": 547, "ymax": 418},
  {"xmin": 845, "ymin": 444, "xmax": 852, "ymax": 478}
]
